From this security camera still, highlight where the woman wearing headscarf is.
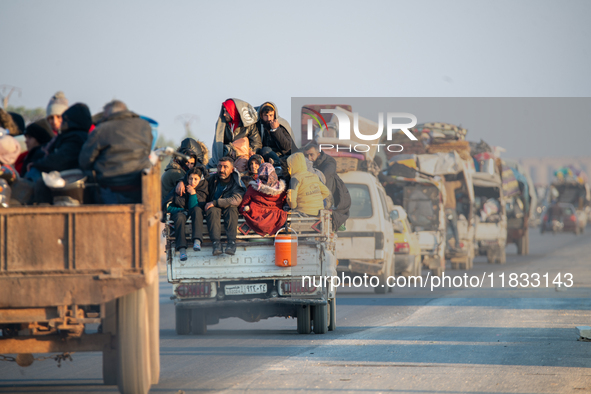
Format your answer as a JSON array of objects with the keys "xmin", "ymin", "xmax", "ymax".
[
  {"xmin": 0, "ymin": 130, "xmax": 21, "ymax": 207},
  {"xmin": 239, "ymin": 163, "xmax": 288, "ymax": 236}
]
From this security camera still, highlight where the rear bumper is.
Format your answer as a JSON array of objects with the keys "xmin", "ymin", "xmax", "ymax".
[{"xmin": 175, "ymin": 296, "xmax": 326, "ymax": 309}]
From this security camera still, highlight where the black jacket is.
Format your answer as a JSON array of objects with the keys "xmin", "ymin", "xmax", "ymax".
[
  {"xmin": 206, "ymin": 170, "xmax": 245, "ymax": 208},
  {"xmin": 223, "ymin": 123, "xmax": 262, "ymax": 152},
  {"xmin": 79, "ymin": 110, "xmax": 152, "ymax": 187},
  {"xmin": 313, "ymin": 152, "xmax": 352, "ymax": 229},
  {"xmin": 33, "ymin": 103, "xmax": 90, "ymax": 173},
  {"xmin": 259, "ymin": 124, "xmax": 296, "ymax": 157}
]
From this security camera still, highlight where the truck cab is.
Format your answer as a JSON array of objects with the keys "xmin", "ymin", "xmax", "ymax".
[{"xmin": 336, "ymin": 171, "xmax": 396, "ymax": 294}]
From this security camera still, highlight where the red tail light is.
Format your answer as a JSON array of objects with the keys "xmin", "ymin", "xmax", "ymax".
[
  {"xmin": 280, "ymin": 280, "xmax": 317, "ymax": 295},
  {"xmin": 570, "ymin": 215, "xmax": 576, "ymax": 222},
  {"xmin": 459, "ymin": 242, "xmax": 465, "ymax": 249},
  {"xmin": 175, "ymin": 283, "xmax": 212, "ymax": 298},
  {"xmin": 543, "ymin": 215, "xmax": 548, "ymax": 222},
  {"xmin": 395, "ymin": 242, "xmax": 410, "ymax": 253}
]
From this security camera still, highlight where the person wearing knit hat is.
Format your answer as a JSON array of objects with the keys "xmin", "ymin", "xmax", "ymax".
[
  {"xmin": 19, "ymin": 119, "xmax": 54, "ymax": 176},
  {"xmin": 46, "ymin": 91, "xmax": 69, "ymax": 134}
]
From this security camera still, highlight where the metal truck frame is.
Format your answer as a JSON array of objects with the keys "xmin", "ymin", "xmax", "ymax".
[{"xmin": 0, "ymin": 164, "xmax": 162, "ymax": 394}]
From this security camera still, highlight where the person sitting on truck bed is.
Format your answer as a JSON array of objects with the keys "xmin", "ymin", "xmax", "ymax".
[
  {"xmin": 239, "ymin": 162, "xmax": 288, "ymax": 236},
  {"xmin": 240, "ymin": 154, "xmax": 264, "ymax": 185},
  {"xmin": 29, "ymin": 103, "xmax": 92, "ymax": 204},
  {"xmin": 161, "ymin": 147, "xmax": 198, "ymax": 200},
  {"xmin": 303, "ymin": 142, "xmax": 351, "ymax": 231},
  {"xmin": 256, "ymin": 102, "xmax": 296, "ymax": 164},
  {"xmin": 163, "ymin": 167, "xmax": 208, "ymax": 260},
  {"xmin": 208, "ymin": 99, "xmax": 261, "ymax": 168},
  {"xmin": 0, "ymin": 131, "xmax": 20, "ymax": 207},
  {"xmin": 286, "ymin": 152, "xmax": 330, "ymax": 217},
  {"xmin": 79, "ymin": 100, "xmax": 153, "ymax": 204},
  {"xmin": 204, "ymin": 156, "xmax": 245, "ymax": 256}
]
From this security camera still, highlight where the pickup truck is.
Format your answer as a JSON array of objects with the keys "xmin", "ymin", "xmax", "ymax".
[
  {"xmin": 0, "ymin": 163, "xmax": 162, "ymax": 394},
  {"xmin": 166, "ymin": 210, "xmax": 337, "ymax": 334}
]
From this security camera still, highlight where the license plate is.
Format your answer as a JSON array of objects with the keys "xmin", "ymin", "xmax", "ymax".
[{"xmin": 224, "ymin": 283, "xmax": 267, "ymax": 296}]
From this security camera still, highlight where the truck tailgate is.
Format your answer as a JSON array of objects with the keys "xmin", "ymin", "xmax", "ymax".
[
  {"xmin": 169, "ymin": 244, "xmax": 323, "ymax": 281},
  {"xmin": 475, "ymin": 222, "xmax": 503, "ymax": 241}
]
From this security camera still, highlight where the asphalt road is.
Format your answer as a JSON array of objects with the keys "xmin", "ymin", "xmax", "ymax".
[{"xmin": 1, "ymin": 230, "xmax": 591, "ymax": 393}]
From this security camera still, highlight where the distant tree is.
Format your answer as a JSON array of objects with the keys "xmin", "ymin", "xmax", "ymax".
[
  {"xmin": 176, "ymin": 114, "xmax": 199, "ymax": 141},
  {"xmin": 155, "ymin": 134, "xmax": 178, "ymax": 150},
  {"xmin": 6, "ymin": 105, "xmax": 46, "ymax": 124}
]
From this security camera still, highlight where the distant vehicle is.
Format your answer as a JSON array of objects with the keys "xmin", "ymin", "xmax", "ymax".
[
  {"xmin": 472, "ymin": 172, "xmax": 508, "ymax": 264},
  {"xmin": 390, "ymin": 205, "xmax": 422, "ymax": 278},
  {"xmin": 540, "ymin": 203, "xmax": 582, "ymax": 235}
]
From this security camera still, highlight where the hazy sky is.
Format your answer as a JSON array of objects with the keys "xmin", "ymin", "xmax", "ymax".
[{"xmin": 1, "ymin": 0, "xmax": 590, "ymax": 157}]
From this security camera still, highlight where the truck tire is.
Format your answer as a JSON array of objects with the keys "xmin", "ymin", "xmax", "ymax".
[
  {"xmin": 296, "ymin": 305, "xmax": 311, "ymax": 334},
  {"xmin": 328, "ymin": 298, "xmax": 336, "ymax": 331},
  {"xmin": 374, "ymin": 257, "xmax": 393, "ymax": 294},
  {"xmin": 486, "ymin": 248, "xmax": 495, "ymax": 264},
  {"xmin": 497, "ymin": 248, "xmax": 506, "ymax": 265},
  {"xmin": 175, "ymin": 306, "xmax": 191, "ymax": 335},
  {"xmin": 191, "ymin": 310, "xmax": 207, "ymax": 335},
  {"xmin": 146, "ymin": 267, "xmax": 160, "ymax": 384},
  {"xmin": 516, "ymin": 237, "xmax": 523, "ymax": 255},
  {"xmin": 312, "ymin": 304, "xmax": 328, "ymax": 334},
  {"xmin": 117, "ymin": 288, "xmax": 151, "ymax": 394},
  {"xmin": 102, "ymin": 300, "xmax": 118, "ymax": 385}
]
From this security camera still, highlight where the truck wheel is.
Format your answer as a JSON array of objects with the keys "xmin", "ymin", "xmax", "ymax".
[
  {"xmin": 175, "ymin": 306, "xmax": 191, "ymax": 335},
  {"xmin": 117, "ymin": 288, "xmax": 151, "ymax": 394},
  {"xmin": 328, "ymin": 298, "xmax": 336, "ymax": 331},
  {"xmin": 486, "ymin": 248, "xmax": 495, "ymax": 264},
  {"xmin": 414, "ymin": 256, "xmax": 422, "ymax": 277},
  {"xmin": 312, "ymin": 304, "xmax": 328, "ymax": 334},
  {"xmin": 296, "ymin": 305, "xmax": 311, "ymax": 334},
  {"xmin": 102, "ymin": 300, "xmax": 118, "ymax": 385},
  {"xmin": 146, "ymin": 267, "xmax": 160, "ymax": 385},
  {"xmin": 191, "ymin": 310, "xmax": 207, "ymax": 335},
  {"xmin": 374, "ymin": 257, "xmax": 393, "ymax": 294},
  {"xmin": 497, "ymin": 249, "xmax": 506, "ymax": 265},
  {"xmin": 516, "ymin": 238, "xmax": 523, "ymax": 255}
]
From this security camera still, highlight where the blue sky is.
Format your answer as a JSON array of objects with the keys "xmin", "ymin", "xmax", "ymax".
[{"xmin": 1, "ymin": 0, "xmax": 590, "ymax": 157}]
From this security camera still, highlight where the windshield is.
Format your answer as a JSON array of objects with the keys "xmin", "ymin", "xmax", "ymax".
[
  {"xmin": 346, "ymin": 184, "xmax": 373, "ymax": 218},
  {"xmin": 404, "ymin": 185, "xmax": 440, "ymax": 231}
]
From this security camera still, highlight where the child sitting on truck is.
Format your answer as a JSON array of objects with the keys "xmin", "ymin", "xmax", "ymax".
[
  {"xmin": 163, "ymin": 167, "xmax": 208, "ymax": 260},
  {"xmin": 286, "ymin": 152, "xmax": 330, "ymax": 216}
]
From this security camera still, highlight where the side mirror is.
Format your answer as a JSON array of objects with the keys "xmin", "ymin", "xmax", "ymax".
[{"xmin": 389, "ymin": 210, "xmax": 399, "ymax": 221}]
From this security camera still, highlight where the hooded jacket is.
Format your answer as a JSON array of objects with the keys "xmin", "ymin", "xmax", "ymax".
[
  {"xmin": 313, "ymin": 151, "xmax": 352, "ymax": 229},
  {"xmin": 287, "ymin": 153, "xmax": 330, "ymax": 216},
  {"xmin": 256, "ymin": 102, "xmax": 297, "ymax": 157},
  {"xmin": 209, "ymin": 99, "xmax": 261, "ymax": 167},
  {"xmin": 206, "ymin": 169, "xmax": 246, "ymax": 208},
  {"xmin": 239, "ymin": 177, "xmax": 287, "ymax": 236},
  {"xmin": 33, "ymin": 103, "xmax": 90, "ymax": 173},
  {"xmin": 180, "ymin": 138, "xmax": 209, "ymax": 165},
  {"xmin": 79, "ymin": 110, "xmax": 152, "ymax": 187}
]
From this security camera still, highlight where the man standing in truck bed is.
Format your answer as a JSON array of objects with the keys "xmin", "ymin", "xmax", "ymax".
[{"xmin": 79, "ymin": 100, "xmax": 153, "ymax": 204}]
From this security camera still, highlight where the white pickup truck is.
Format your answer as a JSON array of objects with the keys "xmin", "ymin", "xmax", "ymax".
[{"xmin": 166, "ymin": 210, "xmax": 337, "ymax": 335}]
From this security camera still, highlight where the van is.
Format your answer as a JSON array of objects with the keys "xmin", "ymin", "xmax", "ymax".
[{"xmin": 336, "ymin": 171, "xmax": 396, "ymax": 294}]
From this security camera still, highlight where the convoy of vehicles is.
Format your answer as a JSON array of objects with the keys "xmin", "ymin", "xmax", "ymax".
[
  {"xmin": 0, "ymin": 162, "xmax": 163, "ymax": 394},
  {"xmin": 540, "ymin": 202, "xmax": 582, "ymax": 235}
]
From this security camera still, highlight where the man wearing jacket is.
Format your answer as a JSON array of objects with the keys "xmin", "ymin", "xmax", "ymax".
[
  {"xmin": 205, "ymin": 156, "xmax": 245, "ymax": 256},
  {"xmin": 79, "ymin": 100, "xmax": 152, "ymax": 204},
  {"xmin": 303, "ymin": 142, "xmax": 352, "ymax": 231},
  {"xmin": 208, "ymin": 99, "xmax": 261, "ymax": 168},
  {"xmin": 256, "ymin": 102, "xmax": 296, "ymax": 164}
]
